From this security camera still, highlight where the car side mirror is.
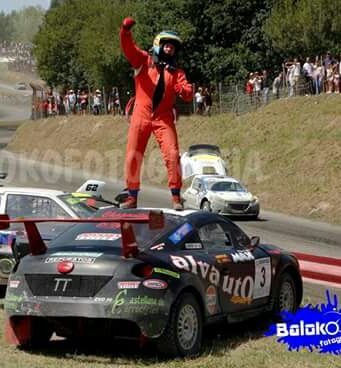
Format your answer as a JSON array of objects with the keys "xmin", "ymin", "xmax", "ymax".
[{"xmin": 249, "ymin": 236, "xmax": 260, "ymax": 250}]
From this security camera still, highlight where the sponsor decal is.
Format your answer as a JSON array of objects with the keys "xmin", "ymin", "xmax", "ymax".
[
  {"xmin": 168, "ymin": 223, "xmax": 193, "ymax": 244},
  {"xmin": 9, "ymin": 280, "xmax": 20, "ymax": 288},
  {"xmin": 76, "ymin": 233, "xmax": 121, "ymax": 241},
  {"xmin": 53, "ymin": 278, "xmax": 72, "ymax": 292},
  {"xmin": 216, "ymin": 254, "xmax": 230, "ymax": 264},
  {"xmin": 45, "ymin": 256, "xmax": 97, "ymax": 264},
  {"xmin": 117, "ymin": 281, "xmax": 141, "ymax": 289},
  {"xmin": 231, "ymin": 295, "xmax": 252, "ymax": 305},
  {"xmin": 170, "ymin": 255, "xmax": 254, "ymax": 299},
  {"xmin": 111, "ymin": 289, "xmax": 165, "ymax": 314},
  {"xmin": 94, "ymin": 297, "xmax": 113, "ymax": 303},
  {"xmin": 153, "ymin": 267, "xmax": 180, "ymax": 279},
  {"xmin": 230, "ymin": 250, "xmax": 254, "ymax": 263},
  {"xmin": 143, "ymin": 279, "xmax": 168, "ymax": 290},
  {"xmin": 185, "ymin": 242, "xmax": 203, "ymax": 250},
  {"xmin": 150, "ymin": 243, "xmax": 165, "ymax": 251},
  {"xmin": 51, "ymin": 252, "xmax": 103, "ymax": 257},
  {"xmin": 265, "ymin": 291, "xmax": 341, "ymax": 355},
  {"xmin": 96, "ymin": 222, "xmax": 121, "ymax": 230},
  {"xmin": 206, "ymin": 285, "xmax": 217, "ymax": 315}
]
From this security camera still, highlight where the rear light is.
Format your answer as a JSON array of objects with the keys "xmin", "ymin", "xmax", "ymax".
[{"xmin": 132, "ymin": 264, "xmax": 153, "ymax": 278}]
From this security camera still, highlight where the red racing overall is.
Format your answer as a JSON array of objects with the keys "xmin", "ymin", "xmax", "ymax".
[{"xmin": 120, "ymin": 22, "xmax": 193, "ymax": 202}]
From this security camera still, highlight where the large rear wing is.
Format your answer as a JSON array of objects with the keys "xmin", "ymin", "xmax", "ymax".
[{"xmin": 0, "ymin": 211, "xmax": 164, "ymax": 258}]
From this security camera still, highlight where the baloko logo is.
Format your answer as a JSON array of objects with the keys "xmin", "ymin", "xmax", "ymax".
[{"xmin": 170, "ymin": 255, "xmax": 253, "ymax": 298}]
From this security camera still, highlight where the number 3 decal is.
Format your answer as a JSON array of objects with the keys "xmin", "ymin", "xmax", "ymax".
[{"xmin": 253, "ymin": 258, "xmax": 271, "ymax": 299}]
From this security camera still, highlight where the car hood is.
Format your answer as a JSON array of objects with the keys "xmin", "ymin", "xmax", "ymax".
[{"xmin": 209, "ymin": 191, "xmax": 253, "ymax": 201}]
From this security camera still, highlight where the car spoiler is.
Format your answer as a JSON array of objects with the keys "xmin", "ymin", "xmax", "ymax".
[{"xmin": 0, "ymin": 211, "xmax": 164, "ymax": 258}]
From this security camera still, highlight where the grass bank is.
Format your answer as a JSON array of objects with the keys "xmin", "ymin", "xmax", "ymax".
[{"xmin": 7, "ymin": 94, "xmax": 341, "ymax": 224}]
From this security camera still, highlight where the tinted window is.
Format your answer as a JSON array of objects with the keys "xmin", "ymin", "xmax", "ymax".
[
  {"xmin": 49, "ymin": 213, "xmax": 182, "ymax": 250},
  {"xmin": 6, "ymin": 194, "xmax": 69, "ymax": 218},
  {"xmin": 210, "ymin": 181, "xmax": 246, "ymax": 192},
  {"xmin": 198, "ymin": 223, "xmax": 232, "ymax": 249}
]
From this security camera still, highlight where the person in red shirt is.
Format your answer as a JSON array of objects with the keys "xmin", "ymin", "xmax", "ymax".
[{"xmin": 120, "ymin": 17, "xmax": 193, "ymax": 210}]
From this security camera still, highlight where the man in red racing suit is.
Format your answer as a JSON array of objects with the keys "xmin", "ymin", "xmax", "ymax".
[{"xmin": 120, "ymin": 17, "xmax": 193, "ymax": 210}]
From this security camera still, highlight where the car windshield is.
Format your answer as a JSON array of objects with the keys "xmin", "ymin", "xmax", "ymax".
[
  {"xmin": 49, "ymin": 211, "xmax": 182, "ymax": 251},
  {"xmin": 208, "ymin": 181, "xmax": 246, "ymax": 192},
  {"xmin": 57, "ymin": 194, "xmax": 97, "ymax": 217}
]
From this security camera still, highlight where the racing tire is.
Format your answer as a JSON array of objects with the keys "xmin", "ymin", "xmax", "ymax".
[
  {"xmin": 155, "ymin": 292, "xmax": 203, "ymax": 358},
  {"xmin": 274, "ymin": 272, "xmax": 297, "ymax": 314},
  {"xmin": 201, "ymin": 200, "xmax": 212, "ymax": 212}
]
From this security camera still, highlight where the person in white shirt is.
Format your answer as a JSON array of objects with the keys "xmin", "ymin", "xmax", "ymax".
[{"xmin": 195, "ymin": 87, "xmax": 204, "ymax": 114}]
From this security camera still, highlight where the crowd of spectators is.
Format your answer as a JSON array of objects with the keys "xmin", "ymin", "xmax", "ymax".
[
  {"xmin": 0, "ymin": 41, "xmax": 35, "ymax": 73},
  {"xmin": 245, "ymin": 52, "xmax": 341, "ymax": 106},
  {"xmin": 33, "ymin": 87, "xmax": 122, "ymax": 119}
]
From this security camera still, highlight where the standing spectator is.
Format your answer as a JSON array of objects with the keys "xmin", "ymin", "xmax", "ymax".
[
  {"xmin": 253, "ymin": 72, "xmax": 262, "ymax": 106},
  {"xmin": 334, "ymin": 56, "xmax": 340, "ymax": 93},
  {"xmin": 67, "ymin": 89, "xmax": 77, "ymax": 114},
  {"xmin": 285, "ymin": 58, "xmax": 300, "ymax": 96},
  {"xmin": 93, "ymin": 89, "xmax": 102, "ymax": 115},
  {"xmin": 272, "ymin": 72, "xmax": 282, "ymax": 99},
  {"xmin": 246, "ymin": 73, "xmax": 254, "ymax": 104},
  {"xmin": 302, "ymin": 57, "xmax": 314, "ymax": 95},
  {"xmin": 326, "ymin": 64, "xmax": 334, "ymax": 93},
  {"xmin": 203, "ymin": 87, "xmax": 212, "ymax": 116},
  {"xmin": 80, "ymin": 90, "xmax": 88, "ymax": 115},
  {"xmin": 195, "ymin": 87, "xmax": 204, "ymax": 114},
  {"xmin": 261, "ymin": 70, "xmax": 270, "ymax": 104},
  {"xmin": 109, "ymin": 87, "xmax": 121, "ymax": 115},
  {"xmin": 312, "ymin": 60, "xmax": 324, "ymax": 95}
]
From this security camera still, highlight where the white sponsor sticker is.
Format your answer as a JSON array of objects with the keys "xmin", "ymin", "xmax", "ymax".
[
  {"xmin": 75, "ymin": 233, "xmax": 121, "ymax": 241},
  {"xmin": 45, "ymin": 257, "xmax": 97, "ymax": 264},
  {"xmin": 143, "ymin": 279, "xmax": 168, "ymax": 290},
  {"xmin": 150, "ymin": 243, "xmax": 165, "ymax": 251},
  {"xmin": 185, "ymin": 242, "xmax": 203, "ymax": 250},
  {"xmin": 118, "ymin": 281, "xmax": 141, "ymax": 289},
  {"xmin": 253, "ymin": 257, "xmax": 271, "ymax": 299},
  {"xmin": 230, "ymin": 250, "xmax": 254, "ymax": 263},
  {"xmin": 9, "ymin": 280, "xmax": 20, "ymax": 288},
  {"xmin": 51, "ymin": 252, "xmax": 103, "ymax": 257}
]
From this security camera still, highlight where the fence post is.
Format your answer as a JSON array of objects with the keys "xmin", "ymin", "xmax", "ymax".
[{"xmin": 218, "ymin": 82, "xmax": 222, "ymax": 114}]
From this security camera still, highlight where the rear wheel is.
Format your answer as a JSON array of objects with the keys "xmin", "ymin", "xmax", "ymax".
[
  {"xmin": 156, "ymin": 293, "xmax": 202, "ymax": 357},
  {"xmin": 274, "ymin": 273, "xmax": 297, "ymax": 313},
  {"xmin": 201, "ymin": 200, "xmax": 212, "ymax": 212}
]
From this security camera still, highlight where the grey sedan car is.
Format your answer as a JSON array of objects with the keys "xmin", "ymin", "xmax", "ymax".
[{"xmin": 183, "ymin": 175, "xmax": 260, "ymax": 218}]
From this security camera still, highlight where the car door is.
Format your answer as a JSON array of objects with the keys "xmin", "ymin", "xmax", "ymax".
[
  {"xmin": 197, "ymin": 221, "xmax": 256, "ymax": 313},
  {"xmin": 184, "ymin": 178, "xmax": 201, "ymax": 209}
]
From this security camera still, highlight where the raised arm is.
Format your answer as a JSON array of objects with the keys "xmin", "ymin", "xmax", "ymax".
[
  {"xmin": 174, "ymin": 70, "xmax": 193, "ymax": 102},
  {"xmin": 120, "ymin": 17, "xmax": 148, "ymax": 69}
]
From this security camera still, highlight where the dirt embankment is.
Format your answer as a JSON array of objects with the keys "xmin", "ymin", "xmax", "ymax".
[{"xmin": 7, "ymin": 95, "xmax": 341, "ymax": 224}]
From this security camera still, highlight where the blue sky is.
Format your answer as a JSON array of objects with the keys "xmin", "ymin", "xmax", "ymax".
[{"xmin": 0, "ymin": 0, "xmax": 50, "ymax": 13}]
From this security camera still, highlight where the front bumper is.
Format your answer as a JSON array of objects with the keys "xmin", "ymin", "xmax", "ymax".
[{"xmin": 213, "ymin": 201, "xmax": 260, "ymax": 215}]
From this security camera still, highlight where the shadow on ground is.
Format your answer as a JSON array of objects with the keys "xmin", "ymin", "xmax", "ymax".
[{"xmin": 22, "ymin": 315, "xmax": 275, "ymax": 364}]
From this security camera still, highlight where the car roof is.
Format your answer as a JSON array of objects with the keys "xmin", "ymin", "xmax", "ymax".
[
  {"xmin": 192, "ymin": 175, "xmax": 239, "ymax": 183},
  {"xmin": 0, "ymin": 186, "xmax": 65, "ymax": 196}
]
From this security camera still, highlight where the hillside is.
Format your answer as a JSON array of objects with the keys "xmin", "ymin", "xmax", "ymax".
[{"xmin": 7, "ymin": 94, "xmax": 341, "ymax": 224}]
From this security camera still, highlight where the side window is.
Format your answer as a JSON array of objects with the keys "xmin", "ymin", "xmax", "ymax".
[
  {"xmin": 192, "ymin": 179, "xmax": 200, "ymax": 191},
  {"xmin": 6, "ymin": 195, "xmax": 68, "ymax": 218},
  {"xmin": 229, "ymin": 223, "xmax": 250, "ymax": 249},
  {"xmin": 198, "ymin": 223, "xmax": 232, "ymax": 250}
]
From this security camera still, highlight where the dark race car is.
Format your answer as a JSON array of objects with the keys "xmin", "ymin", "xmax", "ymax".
[{"xmin": 0, "ymin": 208, "xmax": 302, "ymax": 357}]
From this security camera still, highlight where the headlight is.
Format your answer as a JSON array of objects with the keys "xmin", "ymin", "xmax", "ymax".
[{"xmin": 251, "ymin": 196, "xmax": 259, "ymax": 204}]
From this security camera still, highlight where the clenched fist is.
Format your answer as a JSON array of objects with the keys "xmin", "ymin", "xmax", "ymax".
[{"xmin": 122, "ymin": 17, "xmax": 135, "ymax": 30}]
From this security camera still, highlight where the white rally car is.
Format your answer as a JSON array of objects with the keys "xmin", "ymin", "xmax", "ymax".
[
  {"xmin": 183, "ymin": 175, "xmax": 260, "ymax": 218},
  {"xmin": 181, "ymin": 144, "xmax": 228, "ymax": 180},
  {"xmin": 0, "ymin": 179, "xmax": 117, "ymax": 285}
]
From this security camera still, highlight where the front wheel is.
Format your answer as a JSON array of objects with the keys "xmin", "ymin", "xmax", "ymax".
[
  {"xmin": 155, "ymin": 293, "xmax": 203, "ymax": 357},
  {"xmin": 201, "ymin": 200, "xmax": 212, "ymax": 212}
]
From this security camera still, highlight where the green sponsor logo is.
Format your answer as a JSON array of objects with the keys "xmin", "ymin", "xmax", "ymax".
[{"xmin": 154, "ymin": 267, "xmax": 180, "ymax": 279}]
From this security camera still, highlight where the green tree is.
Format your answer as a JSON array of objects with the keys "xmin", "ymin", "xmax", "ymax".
[
  {"xmin": 0, "ymin": 11, "xmax": 14, "ymax": 42},
  {"xmin": 10, "ymin": 6, "xmax": 45, "ymax": 43},
  {"xmin": 264, "ymin": 0, "xmax": 341, "ymax": 57}
]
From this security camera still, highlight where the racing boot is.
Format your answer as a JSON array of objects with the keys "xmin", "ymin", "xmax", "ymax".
[
  {"xmin": 120, "ymin": 190, "xmax": 138, "ymax": 209},
  {"xmin": 172, "ymin": 195, "xmax": 184, "ymax": 211}
]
